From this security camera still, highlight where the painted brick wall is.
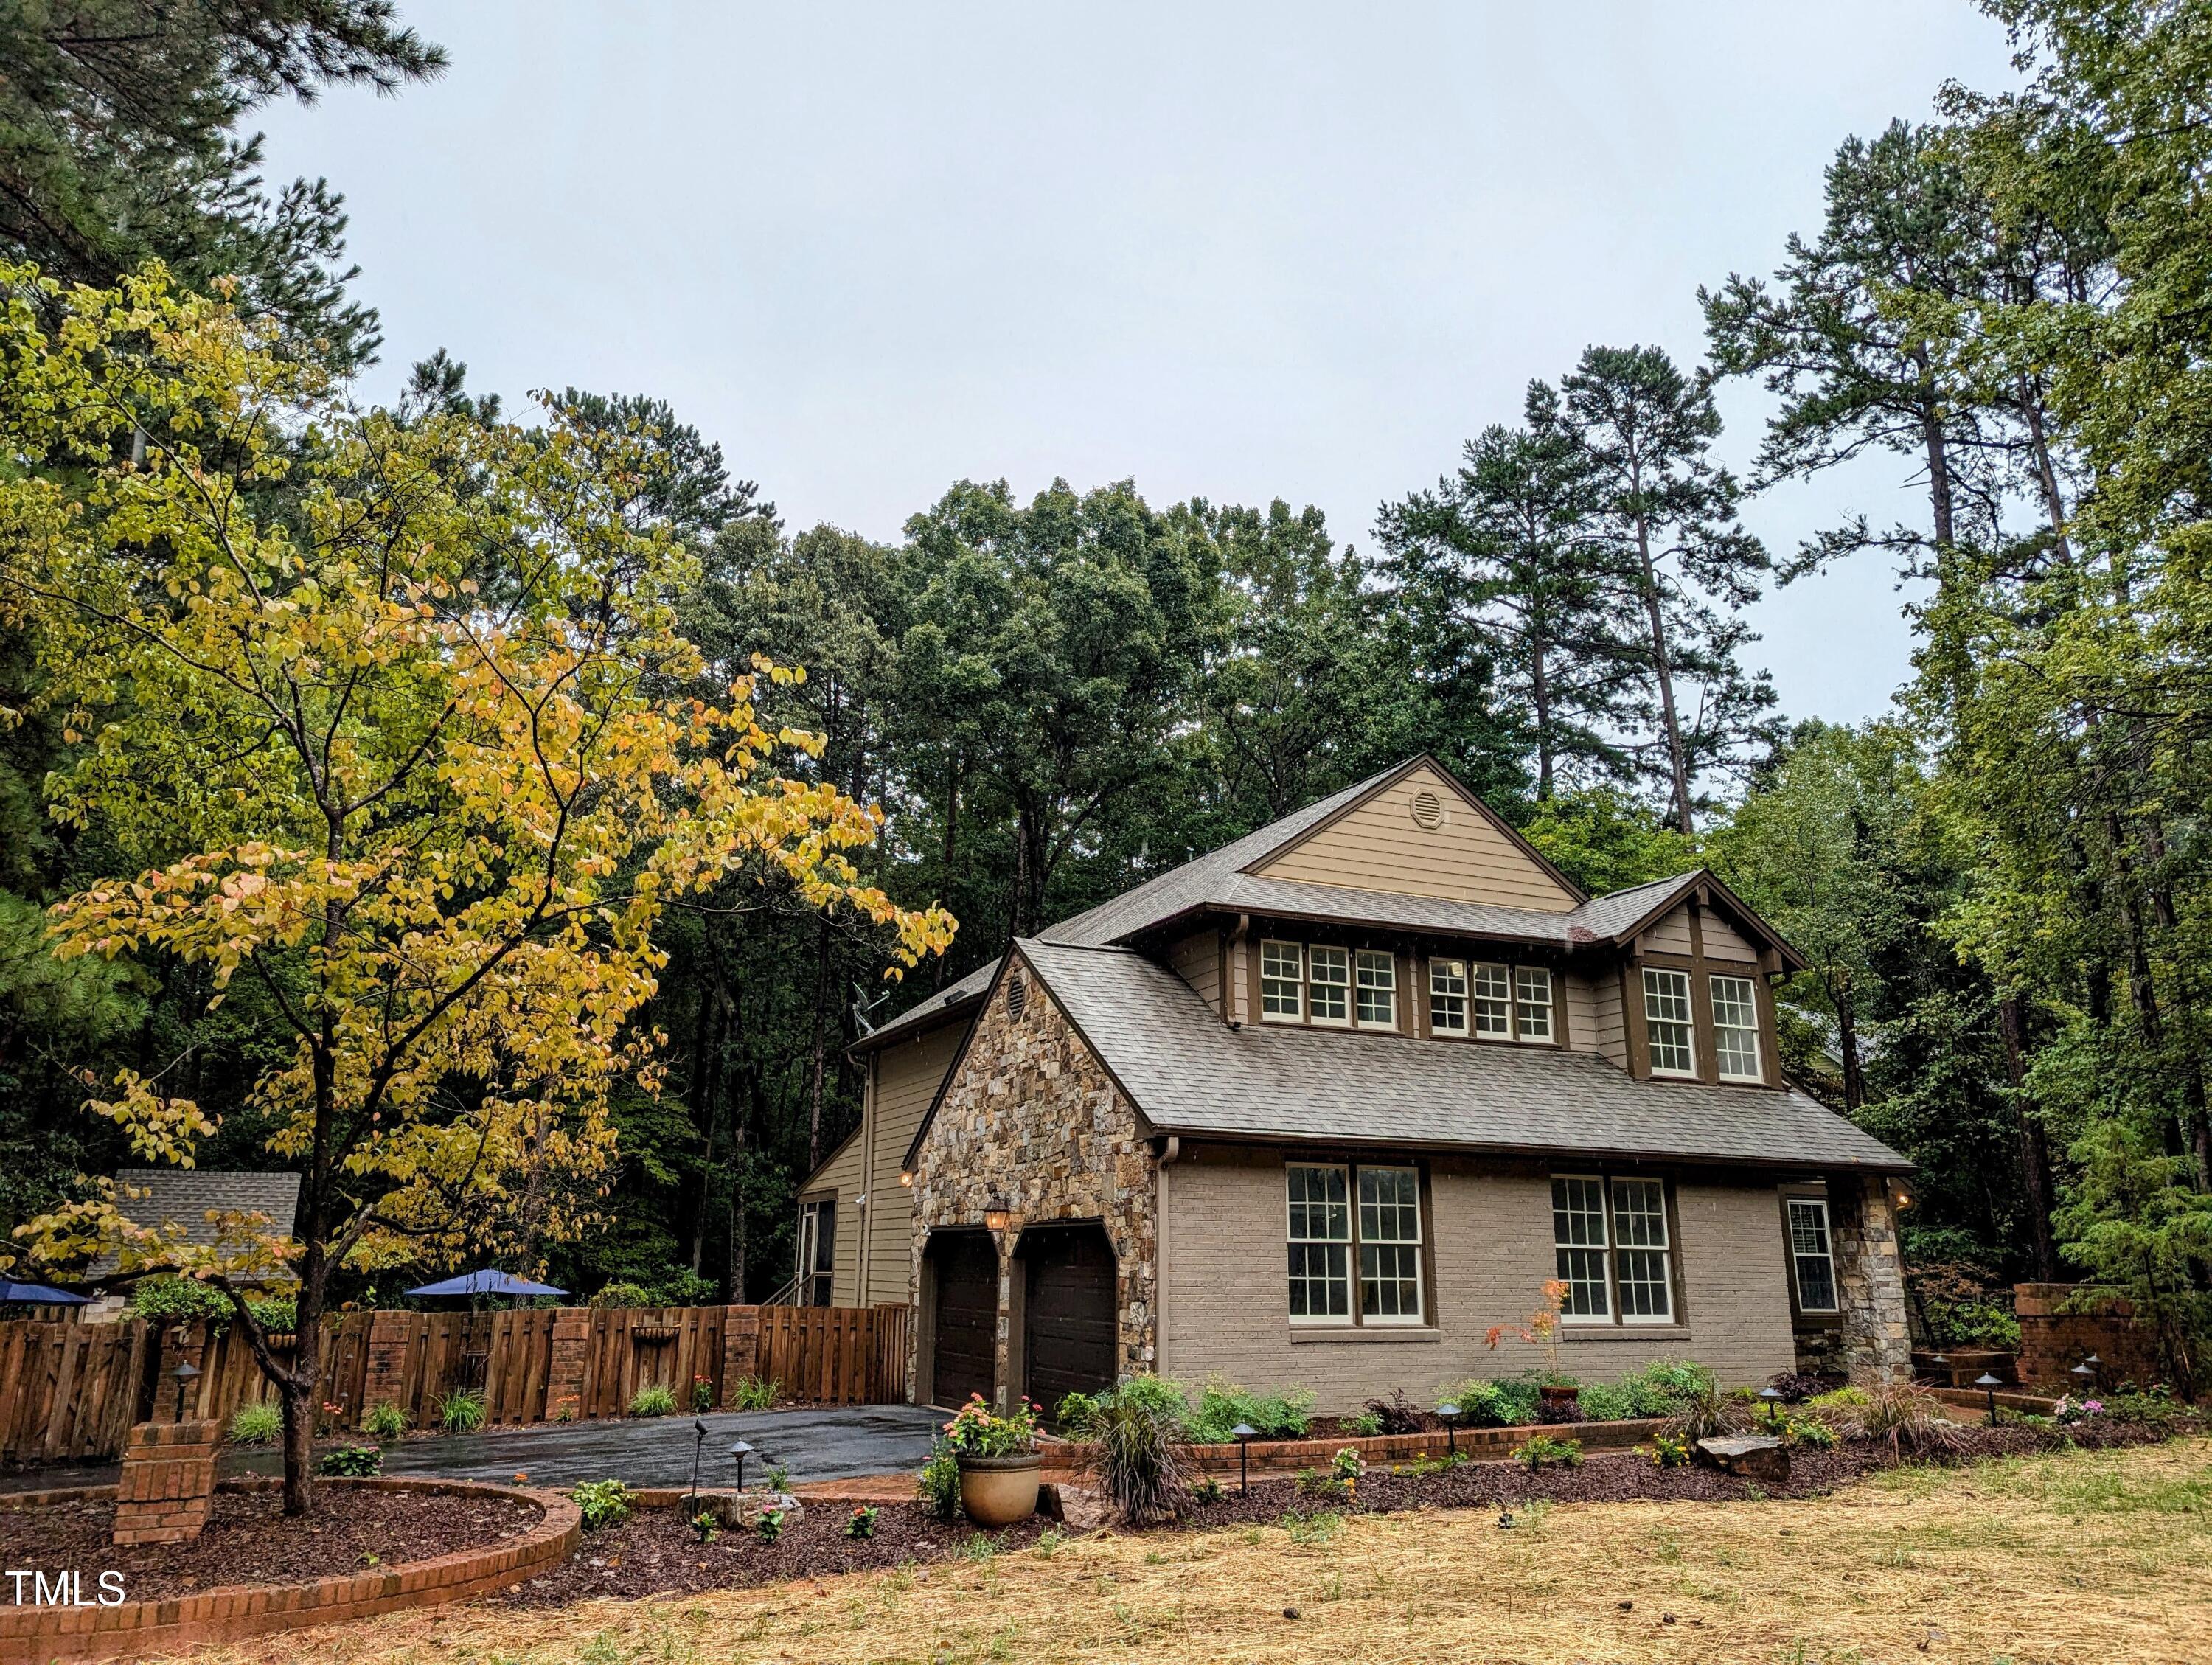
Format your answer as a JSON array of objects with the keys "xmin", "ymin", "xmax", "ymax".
[{"xmin": 1158, "ymin": 1145, "xmax": 1799, "ymax": 1412}]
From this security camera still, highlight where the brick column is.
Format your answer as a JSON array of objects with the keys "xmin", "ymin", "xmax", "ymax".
[
  {"xmin": 153, "ymin": 1322, "xmax": 212, "ymax": 1422},
  {"xmin": 357, "ymin": 1310, "xmax": 420, "ymax": 1428},
  {"xmin": 112, "ymin": 1419, "xmax": 221, "ymax": 1545},
  {"xmin": 1835, "ymin": 1175, "xmax": 1911, "ymax": 1381},
  {"xmin": 718, "ymin": 1306, "xmax": 759, "ymax": 1405},
  {"xmin": 543, "ymin": 1307, "xmax": 593, "ymax": 1421}
]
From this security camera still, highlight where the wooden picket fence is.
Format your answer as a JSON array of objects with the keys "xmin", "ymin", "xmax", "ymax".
[{"xmin": 0, "ymin": 1301, "xmax": 910, "ymax": 1467}]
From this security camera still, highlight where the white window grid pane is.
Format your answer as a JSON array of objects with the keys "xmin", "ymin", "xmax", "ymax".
[
  {"xmin": 1262, "ymin": 940, "xmax": 1304, "ymax": 1019},
  {"xmin": 1644, "ymin": 968, "xmax": 1695, "ymax": 1074},
  {"xmin": 1711, "ymin": 974, "xmax": 1761, "ymax": 1079},
  {"xmin": 1289, "ymin": 1242, "xmax": 1349, "ymax": 1317},
  {"xmin": 1514, "ymin": 966, "xmax": 1553, "ymax": 1042},
  {"xmin": 1551, "ymin": 1175, "xmax": 1610, "ymax": 1319},
  {"xmin": 1788, "ymin": 1200, "xmax": 1838, "ymax": 1312},
  {"xmin": 1360, "ymin": 1243, "xmax": 1422, "ymax": 1320},
  {"xmin": 1356, "ymin": 950, "xmax": 1397, "ymax": 1026},
  {"xmin": 1359, "ymin": 1167, "xmax": 1420, "ymax": 1243},
  {"xmin": 1617, "ymin": 1247, "xmax": 1673, "ymax": 1319},
  {"xmin": 1611, "ymin": 1179, "xmax": 1669, "ymax": 1248},
  {"xmin": 1612, "ymin": 1179, "xmax": 1672, "ymax": 1321},
  {"xmin": 1429, "ymin": 959, "xmax": 1468, "ymax": 1034},
  {"xmin": 1308, "ymin": 945, "xmax": 1350, "ymax": 1023},
  {"xmin": 1287, "ymin": 1166, "xmax": 1351, "ymax": 1321},
  {"xmin": 1472, "ymin": 962, "xmax": 1512, "ymax": 1037},
  {"xmin": 1287, "ymin": 1164, "xmax": 1349, "ymax": 1241}
]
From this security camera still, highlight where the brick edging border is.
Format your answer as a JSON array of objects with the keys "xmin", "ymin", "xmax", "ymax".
[
  {"xmin": 0, "ymin": 1475, "xmax": 580, "ymax": 1664},
  {"xmin": 1038, "ymin": 1417, "xmax": 1670, "ymax": 1481}
]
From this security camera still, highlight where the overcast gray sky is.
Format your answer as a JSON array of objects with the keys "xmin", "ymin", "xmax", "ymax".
[{"xmin": 257, "ymin": 1, "xmax": 2017, "ymax": 728}]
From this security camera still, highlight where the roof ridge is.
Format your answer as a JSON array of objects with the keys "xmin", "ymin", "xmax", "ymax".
[{"xmin": 1579, "ymin": 870, "xmax": 1701, "ymax": 906}]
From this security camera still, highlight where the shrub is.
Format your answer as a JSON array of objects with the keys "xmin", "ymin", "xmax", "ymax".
[
  {"xmin": 127, "ymin": 1278, "xmax": 296, "ymax": 1336},
  {"xmin": 1191, "ymin": 1477, "xmax": 1225, "ymax": 1504},
  {"xmin": 228, "ymin": 1401, "xmax": 282, "ymax": 1444},
  {"xmin": 364, "ymin": 1401, "xmax": 409, "ymax": 1442},
  {"xmin": 1514, "ymin": 1433, "xmax": 1583, "ymax": 1470},
  {"xmin": 589, "ymin": 1281, "xmax": 657, "ymax": 1310},
  {"xmin": 572, "ymin": 1479, "xmax": 633, "ymax": 1531},
  {"xmin": 1838, "ymin": 1380, "xmax": 1968, "ymax": 1463},
  {"xmin": 2104, "ymin": 1387, "xmax": 2184, "ymax": 1425},
  {"xmin": 1068, "ymin": 1381, "xmax": 1187, "ymax": 1524},
  {"xmin": 1649, "ymin": 1431, "xmax": 1691, "ymax": 1468},
  {"xmin": 318, "ymin": 1444, "xmax": 382, "ymax": 1477},
  {"xmin": 1576, "ymin": 1382, "xmax": 1633, "ymax": 1422},
  {"xmin": 1055, "ymin": 1390, "xmax": 1099, "ymax": 1428},
  {"xmin": 754, "ymin": 1508, "xmax": 785, "ymax": 1542},
  {"xmin": 588, "ymin": 1271, "xmax": 718, "ymax": 1309},
  {"xmin": 1766, "ymin": 1369, "xmax": 1836, "ymax": 1403},
  {"xmin": 1350, "ymin": 1411, "xmax": 1384, "ymax": 1436},
  {"xmin": 919, "ymin": 1439, "xmax": 961, "ymax": 1519},
  {"xmin": 1806, "ymin": 1384, "xmax": 1869, "ymax": 1419},
  {"xmin": 726, "ymin": 1375, "xmax": 777, "ymax": 1412},
  {"xmin": 767, "ymin": 1463, "xmax": 791, "ymax": 1492},
  {"xmin": 1185, "ymin": 1376, "xmax": 1312, "ymax": 1443},
  {"xmin": 1784, "ymin": 1413, "xmax": 1839, "ymax": 1450},
  {"xmin": 627, "ymin": 1383, "xmax": 678, "ymax": 1417},
  {"xmin": 1437, "ymin": 1377, "xmax": 1540, "ymax": 1428},
  {"xmin": 1360, "ymin": 1388, "xmax": 1430, "ymax": 1435},
  {"xmin": 1293, "ymin": 1468, "xmax": 1349, "ymax": 1502},
  {"xmin": 692, "ymin": 1375, "xmax": 714, "ymax": 1413},
  {"xmin": 436, "ymin": 1388, "xmax": 487, "ymax": 1432},
  {"xmin": 844, "ymin": 1504, "xmax": 879, "ymax": 1539},
  {"xmin": 1617, "ymin": 1360, "xmax": 1717, "ymax": 1417}
]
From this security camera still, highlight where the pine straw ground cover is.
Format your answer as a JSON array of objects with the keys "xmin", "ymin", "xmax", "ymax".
[{"xmin": 174, "ymin": 1435, "xmax": 2211, "ymax": 1665}]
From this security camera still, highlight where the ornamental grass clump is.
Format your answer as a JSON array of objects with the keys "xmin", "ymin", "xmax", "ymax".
[
  {"xmin": 1068, "ymin": 1378, "xmax": 1188, "ymax": 1524},
  {"xmin": 228, "ymin": 1401, "xmax": 282, "ymax": 1445},
  {"xmin": 364, "ymin": 1400, "xmax": 409, "ymax": 1442},
  {"xmin": 1840, "ymin": 1379, "xmax": 1968, "ymax": 1463},
  {"xmin": 627, "ymin": 1382, "xmax": 678, "ymax": 1417}
]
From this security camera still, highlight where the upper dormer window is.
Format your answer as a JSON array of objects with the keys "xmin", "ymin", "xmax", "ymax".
[
  {"xmin": 1642, "ymin": 967, "xmax": 1696, "ymax": 1077},
  {"xmin": 1711, "ymin": 973, "xmax": 1762, "ymax": 1082},
  {"xmin": 1262, "ymin": 939, "xmax": 1399, "ymax": 1030},
  {"xmin": 1430, "ymin": 959, "xmax": 1553, "ymax": 1043}
]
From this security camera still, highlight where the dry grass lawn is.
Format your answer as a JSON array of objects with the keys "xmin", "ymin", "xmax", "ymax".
[{"xmin": 178, "ymin": 1435, "xmax": 2212, "ymax": 1665}]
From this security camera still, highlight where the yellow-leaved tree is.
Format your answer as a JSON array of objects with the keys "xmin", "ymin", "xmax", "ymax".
[{"xmin": 0, "ymin": 264, "xmax": 954, "ymax": 1512}]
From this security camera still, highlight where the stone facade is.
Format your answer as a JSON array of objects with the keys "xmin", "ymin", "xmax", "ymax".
[
  {"xmin": 909, "ymin": 956, "xmax": 1158, "ymax": 1408},
  {"xmin": 1832, "ymin": 1174, "xmax": 1911, "ymax": 1380},
  {"xmin": 111, "ymin": 1418, "xmax": 220, "ymax": 1545}
]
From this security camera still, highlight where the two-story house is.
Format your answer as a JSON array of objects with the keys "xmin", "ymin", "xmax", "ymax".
[{"xmin": 799, "ymin": 756, "xmax": 1913, "ymax": 1414}]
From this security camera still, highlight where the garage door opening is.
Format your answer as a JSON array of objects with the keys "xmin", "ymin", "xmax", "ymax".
[
  {"xmin": 1018, "ymin": 1221, "xmax": 1117, "ymax": 1418},
  {"xmin": 925, "ymin": 1228, "xmax": 997, "ymax": 1411}
]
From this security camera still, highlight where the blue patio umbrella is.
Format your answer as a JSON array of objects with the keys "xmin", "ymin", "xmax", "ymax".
[
  {"xmin": 403, "ymin": 1268, "xmax": 568, "ymax": 1299},
  {"xmin": 0, "ymin": 1276, "xmax": 90, "ymax": 1306}
]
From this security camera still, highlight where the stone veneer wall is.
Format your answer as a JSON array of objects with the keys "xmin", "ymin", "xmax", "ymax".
[
  {"xmin": 908, "ymin": 958, "xmax": 1157, "ymax": 1408},
  {"xmin": 1832, "ymin": 1174, "xmax": 1911, "ymax": 1380}
]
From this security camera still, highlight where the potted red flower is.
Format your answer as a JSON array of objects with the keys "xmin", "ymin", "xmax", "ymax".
[{"xmin": 943, "ymin": 1392, "xmax": 1043, "ymax": 1526}]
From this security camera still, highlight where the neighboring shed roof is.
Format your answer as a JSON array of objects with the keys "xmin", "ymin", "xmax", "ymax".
[
  {"xmin": 1004, "ymin": 939, "xmax": 1908, "ymax": 1173},
  {"xmin": 96, "ymin": 1169, "xmax": 302, "ymax": 1281}
]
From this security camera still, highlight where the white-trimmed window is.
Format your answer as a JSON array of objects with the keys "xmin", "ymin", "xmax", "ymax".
[
  {"xmin": 1356, "ymin": 950, "xmax": 1398, "ymax": 1029},
  {"xmin": 1643, "ymin": 967, "xmax": 1696, "ymax": 1076},
  {"xmin": 1514, "ymin": 967, "xmax": 1554, "ymax": 1043},
  {"xmin": 1357, "ymin": 1167, "xmax": 1423, "ymax": 1322},
  {"xmin": 1428, "ymin": 958, "xmax": 1468, "ymax": 1035},
  {"xmin": 1611, "ymin": 1178, "xmax": 1673, "ymax": 1321},
  {"xmin": 1288, "ymin": 1163, "xmax": 1425, "ymax": 1326},
  {"xmin": 1711, "ymin": 973, "xmax": 1762, "ymax": 1081},
  {"xmin": 1551, "ymin": 1175, "xmax": 1610, "ymax": 1320},
  {"xmin": 1472, "ymin": 962, "xmax": 1513, "ymax": 1037},
  {"xmin": 1307, "ymin": 945, "xmax": 1351, "ymax": 1025},
  {"xmin": 1261, "ymin": 940, "xmax": 1303, "ymax": 1021},
  {"xmin": 1286, "ymin": 1164, "xmax": 1351, "ymax": 1320},
  {"xmin": 1787, "ymin": 1198, "xmax": 1838, "ymax": 1313}
]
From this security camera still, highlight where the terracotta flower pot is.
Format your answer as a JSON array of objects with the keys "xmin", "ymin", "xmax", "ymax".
[{"xmin": 957, "ymin": 1452, "xmax": 1042, "ymax": 1526}]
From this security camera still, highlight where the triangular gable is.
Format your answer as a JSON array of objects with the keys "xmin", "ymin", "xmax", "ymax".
[{"xmin": 1251, "ymin": 759, "xmax": 1584, "ymax": 912}]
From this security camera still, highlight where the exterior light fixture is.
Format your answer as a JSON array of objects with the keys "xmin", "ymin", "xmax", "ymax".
[
  {"xmin": 899, "ymin": 1172, "xmax": 914, "ymax": 1188},
  {"xmin": 1975, "ymin": 1372, "xmax": 2003, "ymax": 1426},
  {"xmin": 1927, "ymin": 1352, "xmax": 1950, "ymax": 1386},
  {"xmin": 170, "ymin": 1360, "xmax": 201, "ymax": 1421},
  {"xmin": 689, "ymin": 1419, "xmax": 708, "ymax": 1513},
  {"xmin": 1889, "ymin": 1180, "xmax": 1916, "ymax": 1212},
  {"xmin": 728, "ymin": 1438, "xmax": 754, "ymax": 1491},
  {"xmin": 1436, "ymin": 1402, "xmax": 1461, "ymax": 1459},
  {"xmin": 2082, "ymin": 1353, "xmax": 2101, "ymax": 1390},
  {"xmin": 1757, "ymin": 1385, "xmax": 1785, "ymax": 1429},
  {"xmin": 1231, "ymin": 1422, "xmax": 1258, "ymax": 1495},
  {"xmin": 983, "ymin": 1203, "xmax": 1012, "ymax": 1234}
]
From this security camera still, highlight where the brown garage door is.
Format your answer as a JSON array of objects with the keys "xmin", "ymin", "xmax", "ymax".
[
  {"xmin": 1022, "ymin": 1223, "xmax": 1117, "ymax": 1415},
  {"xmin": 929, "ymin": 1231, "xmax": 998, "ymax": 1409}
]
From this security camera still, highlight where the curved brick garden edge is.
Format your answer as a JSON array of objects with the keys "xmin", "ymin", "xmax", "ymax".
[{"xmin": 0, "ymin": 1476, "xmax": 580, "ymax": 1665}]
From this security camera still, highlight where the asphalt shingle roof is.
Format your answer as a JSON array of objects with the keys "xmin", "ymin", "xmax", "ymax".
[
  {"xmin": 95, "ymin": 1169, "xmax": 302, "ymax": 1280},
  {"xmin": 1016, "ymin": 939, "xmax": 1908, "ymax": 1172}
]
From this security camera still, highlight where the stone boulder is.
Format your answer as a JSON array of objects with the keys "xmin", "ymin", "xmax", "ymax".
[
  {"xmin": 1694, "ymin": 1436, "xmax": 1790, "ymax": 1486},
  {"xmin": 692, "ymin": 1488, "xmax": 804, "ymax": 1529}
]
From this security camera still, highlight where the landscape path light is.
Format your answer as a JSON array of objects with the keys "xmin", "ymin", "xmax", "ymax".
[
  {"xmin": 689, "ymin": 1419, "xmax": 708, "ymax": 1513},
  {"xmin": 1231, "ymin": 1423, "xmax": 1257, "ymax": 1495},
  {"xmin": 170, "ymin": 1360, "xmax": 201, "ymax": 1422},
  {"xmin": 2070, "ymin": 1359, "xmax": 2096, "ymax": 1394},
  {"xmin": 728, "ymin": 1437, "xmax": 754, "ymax": 1492},
  {"xmin": 1758, "ymin": 1386, "xmax": 1785, "ymax": 1430},
  {"xmin": 2083, "ymin": 1353, "xmax": 2102, "ymax": 1391},
  {"xmin": 1975, "ymin": 1372, "xmax": 2003, "ymax": 1426},
  {"xmin": 1436, "ymin": 1402, "xmax": 1461, "ymax": 1459}
]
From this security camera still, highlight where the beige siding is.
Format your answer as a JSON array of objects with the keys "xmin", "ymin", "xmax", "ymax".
[
  {"xmin": 1644, "ymin": 903, "xmax": 1694, "ymax": 956},
  {"xmin": 1562, "ymin": 972, "xmax": 1601, "ymax": 1056},
  {"xmin": 1587, "ymin": 970, "xmax": 1626, "ymax": 1065},
  {"xmin": 1159, "ymin": 1146, "xmax": 1796, "ymax": 1412},
  {"xmin": 860, "ymin": 1023, "xmax": 965, "ymax": 1305},
  {"xmin": 1255, "ymin": 764, "xmax": 1578, "ymax": 911},
  {"xmin": 1166, "ymin": 927, "xmax": 1222, "ymax": 1015},
  {"xmin": 1702, "ymin": 913, "xmax": 1760, "ymax": 962},
  {"xmin": 801, "ymin": 1131, "xmax": 866, "ymax": 1307}
]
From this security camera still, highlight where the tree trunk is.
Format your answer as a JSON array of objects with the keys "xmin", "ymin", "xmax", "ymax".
[
  {"xmin": 1529, "ymin": 628, "xmax": 1556, "ymax": 801},
  {"xmin": 1631, "ymin": 508, "xmax": 1694, "ymax": 835},
  {"xmin": 807, "ymin": 919, "xmax": 831, "ymax": 1171},
  {"xmin": 1999, "ymin": 995, "xmax": 2061, "ymax": 1282}
]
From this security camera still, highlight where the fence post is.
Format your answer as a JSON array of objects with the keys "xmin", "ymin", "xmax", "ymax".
[
  {"xmin": 357, "ymin": 1309, "xmax": 419, "ymax": 1430},
  {"xmin": 719, "ymin": 1305, "xmax": 760, "ymax": 1405}
]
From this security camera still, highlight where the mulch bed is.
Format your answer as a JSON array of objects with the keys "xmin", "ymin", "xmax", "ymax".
[
  {"xmin": 0, "ymin": 1485, "xmax": 543, "ymax": 1602},
  {"xmin": 493, "ymin": 1501, "xmax": 1050, "ymax": 1606},
  {"xmin": 493, "ymin": 1415, "xmax": 2194, "ymax": 1608}
]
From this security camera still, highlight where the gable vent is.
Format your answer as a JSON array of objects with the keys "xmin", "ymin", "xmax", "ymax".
[
  {"xmin": 1004, "ymin": 972, "xmax": 1029, "ymax": 1021},
  {"xmin": 1409, "ymin": 788, "xmax": 1446, "ymax": 830}
]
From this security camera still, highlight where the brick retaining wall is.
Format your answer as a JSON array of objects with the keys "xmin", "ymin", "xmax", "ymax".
[
  {"xmin": 0, "ymin": 1475, "xmax": 580, "ymax": 1664},
  {"xmin": 1039, "ymin": 1417, "xmax": 1669, "ymax": 1482}
]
